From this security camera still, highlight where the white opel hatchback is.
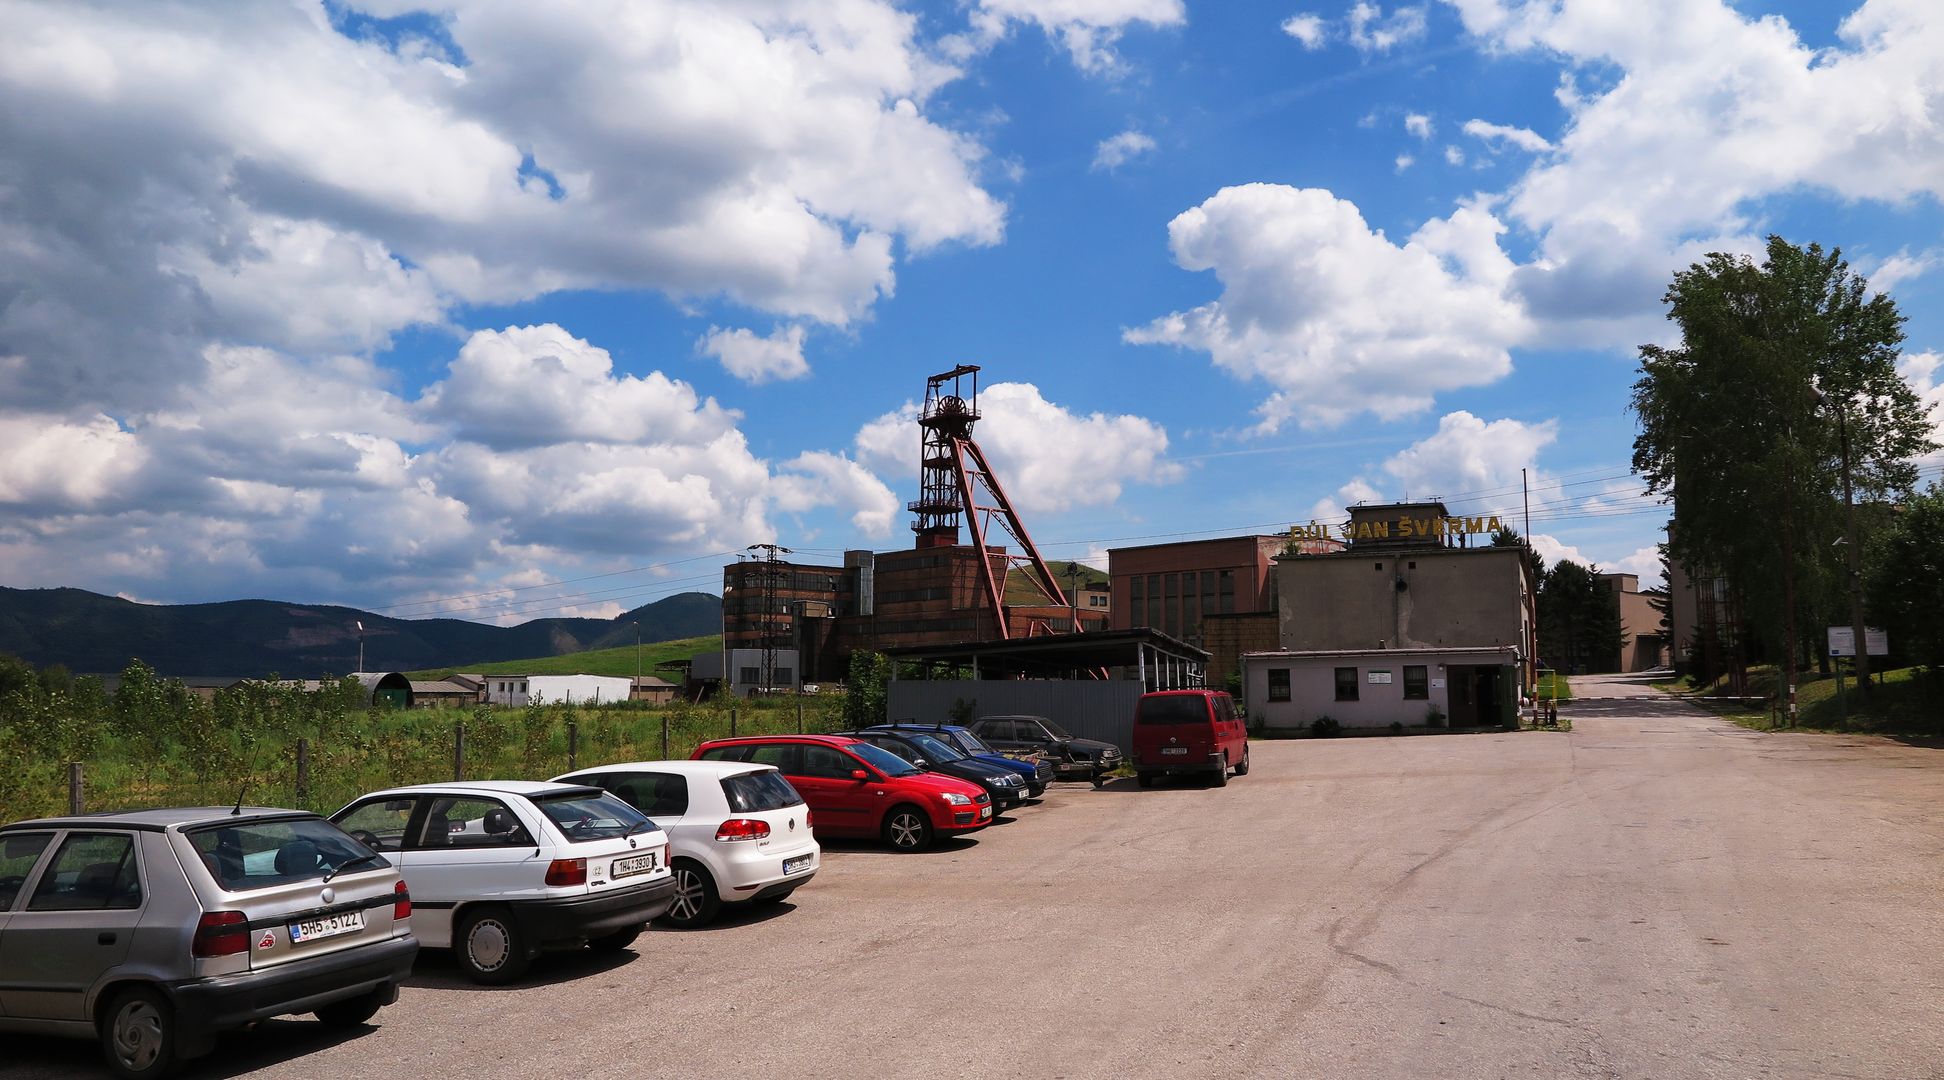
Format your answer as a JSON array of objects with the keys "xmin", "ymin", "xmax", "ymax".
[
  {"xmin": 552, "ymin": 761, "xmax": 819, "ymax": 929},
  {"xmin": 330, "ymin": 781, "xmax": 672, "ymax": 983}
]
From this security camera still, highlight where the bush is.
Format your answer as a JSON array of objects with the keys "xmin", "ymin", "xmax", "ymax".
[
  {"xmin": 947, "ymin": 696, "xmax": 977, "ymax": 725},
  {"xmin": 1388, "ymin": 720, "xmax": 1403, "ymax": 734},
  {"xmin": 1310, "ymin": 715, "xmax": 1340, "ymax": 737},
  {"xmin": 1424, "ymin": 704, "xmax": 1446, "ymax": 728}
]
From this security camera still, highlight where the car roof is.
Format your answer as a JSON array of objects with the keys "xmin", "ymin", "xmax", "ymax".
[
  {"xmin": 359, "ymin": 780, "xmax": 600, "ymax": 798},
  {"xmin": 977, "ymin": 714, "xmax": 1050, "ymax": 721},
  {"xmin": 1, "ymin": 806, "xmax": 317, "ymax": 833},
  {"xmin": 556, "ymin": 760, "xmax": 778, "ymax": 781},
  {"xmin": 1141, "ymin": 688, "xmax": 1219, "ymax": 696},
  {"xmin": 697, "ymin": 734, "xmax": 862, "ymax": 747}
]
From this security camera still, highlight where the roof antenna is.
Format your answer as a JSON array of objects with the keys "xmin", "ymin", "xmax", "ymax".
[{"xmin": 231, "ymin": 781, "xmax": 249, "ymax": 816}]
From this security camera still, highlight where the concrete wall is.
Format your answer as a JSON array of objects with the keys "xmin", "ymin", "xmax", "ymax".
[
  {"xmin": 1277, "ymin": 547, "xmax": 1530, "ymax": 656},
  {"xmin": 885, "ymin": 679, "xmax": 1144, "ymax": 755},
  {"xmin": 1201, "ymin": 612, "xmax": 1279, "ymax": 690},
  {"xmin": 528, "ymin": 674, "xmax": 633, "ymax": 705},
  {"xmin": 1242, "ymin": 649, "xmax": 1519, "ymax": 730}
]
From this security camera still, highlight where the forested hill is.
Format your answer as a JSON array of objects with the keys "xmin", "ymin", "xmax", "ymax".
[{"xmin": 0, "ymin": 587, "xmax": 721, "ymax": 678}]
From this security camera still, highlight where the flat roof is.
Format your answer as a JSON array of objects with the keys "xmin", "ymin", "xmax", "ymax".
[
  {"xmin": 1243, "ymin": 645, "xmax": 1521, "ymax": 659},
  {"xmin": 883, "ymin": 627, "xmax": 1208, "ymax": 677}
]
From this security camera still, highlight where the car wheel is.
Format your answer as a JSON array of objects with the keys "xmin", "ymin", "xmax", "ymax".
[
  {"xmin": 1136, "ymin": 771, "xmax": 1154, "ymax": 789},
  {"xmin": 1091, "ymin": 772, "xmax": 1107, "ymax": 789},
  {"xmin": 314, "ymin": 986, "xmax": 387, "ymax": 1028},
  {"xmin": 456, "ymin": 906, "xmax": 531, "ymax": 985},
  {"xmin": 1211, "ymin": 758, "xmax": 1230, "ymax": 788},
  {"xmin": 1235, "ymin": 749, "xmax": 1251, "ymax": 776},
  {"xmin": 882, "ymin": 805, "xmax": 933, "ymax": 851},
  {"xmin": 589, "ymin": 925, "xmax": 643, "ymax": 951},
  {"xmin": 100, "ymin": 986, "xmax": 179, "ymax": 1080},
  {"xmin": 659, "ymin": 859, "xmax": 721, "ymax": 929}
]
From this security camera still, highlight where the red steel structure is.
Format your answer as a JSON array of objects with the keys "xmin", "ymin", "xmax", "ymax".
[{"xmin": 907, "ymin": 365, "xmax": 1069, "ymax": 639}]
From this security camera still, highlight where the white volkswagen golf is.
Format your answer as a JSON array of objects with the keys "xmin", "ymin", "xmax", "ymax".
[
  {"xmin": 330, "ymin": 781, "xmax": 673, "ymax": 983},
  {"xmin": 552, "ymin": 761, "xmax": 819, "ymax": 929}
]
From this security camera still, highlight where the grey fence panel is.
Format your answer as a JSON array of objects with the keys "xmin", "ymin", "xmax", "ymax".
[{"xmin": 886, "ymin": 680, "xmax": 1144, "ymax": 754}]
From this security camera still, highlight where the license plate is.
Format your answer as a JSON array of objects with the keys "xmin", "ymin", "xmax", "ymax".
[
  {"xmin": 783, "ymin": 855, "xmax": 812, "ymax": 876},
  {"xmin": 979, "ymin": 805, "xmax": 992, "ymax": 819},
  {"xmin": 611, "ymin": 853, "xmax": 658, "ymax": 879},
  {"xmin": 1161, "ymin": 747, "xmax": 1188, "ymax": 755},
  {"xmin": 289, "ymin": 909, "xmax": 364, "ymax": 944}
]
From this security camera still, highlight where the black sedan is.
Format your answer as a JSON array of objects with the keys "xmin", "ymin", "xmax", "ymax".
[
  {"xmin": 832, "ymin": 730, "xmax": 1030, "ymax": 809},
  {"xmin": 970, "ymin": 715, "xmax": 1123, "ymax": 788}
]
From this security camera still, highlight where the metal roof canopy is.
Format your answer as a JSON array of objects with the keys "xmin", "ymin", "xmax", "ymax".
[{"xmin": 882, "ymin": 627, "xmax": 1210, "ymax": 688}]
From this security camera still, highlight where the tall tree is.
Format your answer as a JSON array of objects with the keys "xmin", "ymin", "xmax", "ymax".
[
  {"xmin": 1632, "ymin": 237, "xmax": 1932, "ymax": 701},
  {"xmin": 1539, "ymin": 560, "xmax": 1625, "ymax": 674}
]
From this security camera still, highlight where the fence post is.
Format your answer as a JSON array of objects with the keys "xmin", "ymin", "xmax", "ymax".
[
  {"xmin": 797, "ymin": 697, "xmax": 804, "ymax": 734},
  {"xmin": 295, "ymin": 738, "xmax": 311, "ymax": 810},
  {"xmin": 660, "ymin": 714, "xmax": 669, "ymax": 759},
  {"xmin": 67, "ymin": 762, "xmax": 83, "ymax": 815},
  {"xmin": 568, "ymin": 720, "xmax": 578, "ymax": 772},
  {"xmin": 730, "ymin": 706, "xmax": 737, "ymax": 738},
  {"xmin": 453, "ymin": 720, "xmax": 466, "ymax": 781}
]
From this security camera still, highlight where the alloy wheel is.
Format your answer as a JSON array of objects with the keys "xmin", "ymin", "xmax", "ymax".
[{"xmin": 669, "ymin": 866, "xmax": 704, "ymax": 922}]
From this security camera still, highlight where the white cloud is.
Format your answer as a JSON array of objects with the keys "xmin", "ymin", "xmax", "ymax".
[
  {"xmin": 772, "ymin": 452, "xmax": 900, "ymax": 537},
  {"xmin": 1444, "ymin": 144, "xmax": 1466, "ymax": 165},
  {"xmin": 1281, "ymin": 13, "xmax": 1328, "ymax": 48},
  {"xmin": 959, "ymin": 0, "xmax": 1186, "ymax": 74},
  {"xmin": 0, "ymin": 413, "xmax": 147, "ymax": 512},
  {"xmin": 1462, "ymin": 118, "xmax": 1553, "ymax": 154},
  {"xmin": 855, "ymin": 382, "xmax": 1183, "ymax": 515},
  {"xmin": 1126, "ymin": 184, "xmax": 1528, "ymax": 430},
  {"xmin": 1868, "ymin": 249, "xmax": 1939, "ymax": 294},
  {"xmin": 1405, "ymin": 113, "xmax": 1433, "ymax": 139},
  {"xmin": 1395, "ymin": 153, "xmax": 1417, "ymax": 172},
  {"xmin": 1897, "ymin": 351, "xmax": 1944, "ymax": 470},
  {"xmin": 1380, "ymin": 412, "xmax": 1560, "ymax": 500},
  {"xmin": 0, "ymin": 0, "xmax": 1007, "ymax": 416},
  {"xmin": 697, "ymin": 326, "xmax": 811, "ymax": 384},
  {"xmin": 1093, "ymin": 129, "xmax": 1159, "ymax": 171},
  {"xmin": 1348, "ymin": 3, "xmax": 1428, "ymax": 52},
  {"xmin": 1529, "ymin": 533, "xmax": 1589, "ymax": 569},
  {"xmin": 1607, "ymin": 545, "xmax": 1666, "ymax": 589}
]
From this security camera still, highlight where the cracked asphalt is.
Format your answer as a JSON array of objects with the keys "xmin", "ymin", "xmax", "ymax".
[{"xmin": 10, "ymin": 672, "xmax": 1943, "ymax": 1079}]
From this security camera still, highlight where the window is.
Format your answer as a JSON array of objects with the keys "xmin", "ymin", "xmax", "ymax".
[
  {"xmin": 721, "ymin": 771, "xmax": 805, "ymax": 813},
  {"xmin": 1163, "ymin": 573, "xmax": 1179, "ymax": 635},
  {"xmin": 605, "ymin": 773, "xmax": 689, "ymax": 818},
  {"xmin": 1334, "ymin": 667, "xmax": 1359, "ymax": 702},
  {"xmin": 417, "ymin": 796, "xmax": 534, "ymax": 848},
  {"xmin": 1146, "ymin": 574, "xmax": 1162, "ymax": 628},
  {"xmin": 1404, "ymin": 666, "xmax": 1429, "ymax": 700},
  {"xmin": 1201, "ymin": 571, "xmax": 1216, "ymax": 616},
  {"xmin": 189, "ymin": 818, "xmax": 375, "ymax": 892},
  {"xmin": 1374, "ymin": 562, "xmax": 1385, "ymax": 571},
  {"xmin": 0, "ymin": 832, "xmax": 52, "ymax": 910},
  {"xmin": 1128, "ymin": 575, "xmax": 1143, "ymax": 624},
  {"xmin": 739, "ymin": 666, "xmax": 761, "ymax": 684},
  {"xmin": 747, "ymin": 744, "xmax": 802, "ymax": 773},
  {"xmin": 1218, "ymin": 569, "xmax": 1235, "ymax": 613},
  {"xmin": 335, "ymin": 798, "xmax": 417, "ymax": 851},
  {"xmin": 29, "ymin": 832, "xmax": 141, "ymax": 911},
  {"xmin": 1267, "ymin": 668, "xmax": 1291, "ymax": 702},
  {"xmin": 532, "ymin": 791, "xmax": 651, "ymax": 843}
]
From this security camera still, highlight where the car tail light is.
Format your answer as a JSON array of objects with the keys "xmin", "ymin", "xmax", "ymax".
[
  {"xmin": 715, "ymin": 818, "xmax": 771, "ymax": 842},
  {"xmin": 545, "ymin": 858, "xmax": 587, "ymax": 887},
  {"xmin": 193, "ymin": 910, "xmax": 249, "ymax": 958},
  {"xmin": 804, "ymin": 810, "xmax": 813, "ymax": 830},
  {"xmin": 392, "ymin": 880, "xmax": 411, "ymax": 920}
]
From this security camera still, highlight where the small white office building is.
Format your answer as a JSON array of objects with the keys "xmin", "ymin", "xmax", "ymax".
[{"xmin": 1241, "ymin": 646, "xmax": 1522, "ymax": 731}]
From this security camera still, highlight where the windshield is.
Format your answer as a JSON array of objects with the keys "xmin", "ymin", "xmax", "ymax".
[
  {"xmin": 189, "ymin": 817, "xmax": 382, "ymax": 892},
  {"xmin": 848, "ymin": 741, "xmax": 922, "ymax": 778},
  {"xmin": 1038, "ymin": 717, "xmax": 1074, "ymax": 739},
  {"xmin": 533, "ymin": 791, "xmax": 655, "ymax": 843},
  {"xmin": 908, "ymin": 733, "xmax": 965, "ymax": 763},
  {"xmin": 947, "ymin": 729, "xmax": 993, "ymax": 754}
]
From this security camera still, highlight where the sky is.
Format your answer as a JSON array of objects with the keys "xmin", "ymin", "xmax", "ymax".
[{"xmin": 3, "ymin": 0, "xmax": 1943, "ymax": 626}]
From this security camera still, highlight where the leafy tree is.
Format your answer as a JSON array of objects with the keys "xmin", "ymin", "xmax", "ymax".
[
  {"xmin": 842, "ymin": 651, "xmax": 891, "ymax": 729},
  {"xmin": 1632, "ymin": 236, "xmax": 1932, "ymax": 690},
  {"xmin": 1865, "ymin": 486, "xmax": 1944, "ymax": 676},
  {"xmin": 1539, "ymin": 560, "xmax": 1624, "ymax": 674}
]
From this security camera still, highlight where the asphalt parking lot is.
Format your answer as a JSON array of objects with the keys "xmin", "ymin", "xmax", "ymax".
[{"xmin": 10, "ymin": 683, "xmax": 1944, "ymax": 1079}]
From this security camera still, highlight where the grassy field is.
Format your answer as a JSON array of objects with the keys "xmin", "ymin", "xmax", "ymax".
[
  {"xmin": 1649, "ymin": 663, "xmax": 1943, "ymax": 735},
  {"xmin": 408, "ymin": 634, "xmax": 720, "ymax": 679},
  {"xmin": 1536, "ymin": 672, "xmax": 1573, "ymax": 701}
]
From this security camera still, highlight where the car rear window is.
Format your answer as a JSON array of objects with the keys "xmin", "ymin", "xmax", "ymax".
[
  {"xmin": 188, "ymin": 818, "xmax": 377, "ymax": 892},
  {"xmin": 1138, "ymin": 696, "xmax": 1210, "ymax": 724},
  {"xmin": 531, "ymin": 791, "xmax": 655, "ymax": 843},
  {"xmin": 721, "ymin": 771, "xmax": 805, "ymax": 813}
]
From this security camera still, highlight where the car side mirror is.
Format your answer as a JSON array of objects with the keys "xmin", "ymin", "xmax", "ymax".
[
  {"xmin": 850, "ymin": 769, "xmax": 870, "ymax": 781},
  {"xmin": 912, "ymin": 759, "xmax": 927, "ymax": 769}
]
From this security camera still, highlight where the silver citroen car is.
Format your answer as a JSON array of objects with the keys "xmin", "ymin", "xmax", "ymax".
[{"xmin": 0, "ymin": 806, "xmax": 419, "ymax": 1078}]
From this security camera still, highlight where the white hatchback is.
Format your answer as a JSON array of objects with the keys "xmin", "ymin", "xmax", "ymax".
[
  {"xmin": 553, "ymin": 761, "xmax": 819, "ymax": 929},
  {"xmin": 330, "ymin": 781, "xmax": 673, "ymax": 983}
]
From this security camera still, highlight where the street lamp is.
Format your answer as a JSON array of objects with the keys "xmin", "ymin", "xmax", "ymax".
[{"xmin": 1818, "ymin": 387, "xmax": 1873, "ymax": 699}]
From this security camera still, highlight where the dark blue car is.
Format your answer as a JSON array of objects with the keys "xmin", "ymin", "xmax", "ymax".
[{"xmin": 872, "ymin": 723, "xmax": 1054, "ymax": 798}]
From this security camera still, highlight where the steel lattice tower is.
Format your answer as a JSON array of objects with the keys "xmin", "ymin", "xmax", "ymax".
[{"xmin": 907, "ymin": 365, "xmax": 1069, "ymax": 639}]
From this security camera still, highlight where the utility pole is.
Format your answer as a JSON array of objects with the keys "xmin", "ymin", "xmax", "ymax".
[
  {"xmin": 1066, "ymin": 563, "xmax": 1082, "ymax": 633},
  {"xmin": 748, "ymin": 543, "xmax": 792, "ymax": 696},
  {"xmin": 1833, "ymin": 397, "xmax": 1873, "ymax": 699},
  {"xmin": 356, "ymin": 620, "xmax": 365, "ymax": 673}
]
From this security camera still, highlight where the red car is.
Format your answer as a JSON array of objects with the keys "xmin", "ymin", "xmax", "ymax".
[
  {"xmin": 1132, "ymin": 689, "xmax": 1250, "ymax": 788},
  {"xmin": 692, "ymin": 735, "xmax": 992, "ymax": 851}
]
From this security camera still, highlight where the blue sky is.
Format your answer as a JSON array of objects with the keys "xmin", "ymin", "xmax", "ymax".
[{"xmin": 2, "ymin": 0, "xmax": 1941, "ymax": 625}]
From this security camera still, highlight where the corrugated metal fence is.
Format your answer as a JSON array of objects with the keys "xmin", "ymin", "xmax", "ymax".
[{"xmin": 886, "ymin": 680, "xmax": 1143, "ymax": 754}]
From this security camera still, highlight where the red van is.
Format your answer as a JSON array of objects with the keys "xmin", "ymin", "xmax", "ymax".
[
  {"xmin": 692, "ymin": 735, "xmax": 992, "ymax": 851},
  {"xmin": 1132, "ymin": 690, "xmax": 1250, "ymax": 788}
]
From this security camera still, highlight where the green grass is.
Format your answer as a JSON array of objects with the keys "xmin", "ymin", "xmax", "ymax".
[
  {"xmin": 1536, "ymin": 672, "xmax": 1573, "ymax": 701},
  {"xmin": 408, "ymin": 634, "xmax": 720, "ymax": 679},
  {"xmin": 1649, "ymin": 662, "xmax": 1942, "ymax": 736}
]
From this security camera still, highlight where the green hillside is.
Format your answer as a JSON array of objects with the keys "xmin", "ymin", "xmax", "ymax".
[
  {"xmin": 1004, "ymin": 560, "xmax": 1108, "ymax": 607},
  {"xmin": 411, "ymin": 634, "xmax": 721, "ymax": 679}
]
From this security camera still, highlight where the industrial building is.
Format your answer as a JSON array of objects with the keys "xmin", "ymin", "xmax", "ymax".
[
  {"xmin": 1598, "ymin": 572, "xmax": 1671, "ymax": 673},
  {"xmin": 1242, "ymin": 501, "xmax": 1537, "ymax": 732}
]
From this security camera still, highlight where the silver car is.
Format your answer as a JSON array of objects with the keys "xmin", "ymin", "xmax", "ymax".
[{"xmin": 0, "ymin": 806, "xmax": 419, "ymax": 1078}]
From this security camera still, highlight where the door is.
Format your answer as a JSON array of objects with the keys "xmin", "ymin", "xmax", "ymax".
[
  {"xmin": 1213, "ymin": 694, "xmax": 1246, "ymax": 760},
  {"xmin": 786, "ymin": 745, "xmax": 880, "ymax": 836},
  {"xmin": 0, "ymin": 831, "xmax": 144, "ymax": 1021},
  {"xmin": 393, "ymin": 795, "xmax": 542, "ymax": 948},
  {"xmin": 0, "ymin": 831, "xmax": 56, "ymax": 1019}
]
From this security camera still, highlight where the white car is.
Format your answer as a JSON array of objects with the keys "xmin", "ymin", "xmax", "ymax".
[
  {"xmin": 329, "ymin": 781, "xmax": 673, "ymax": 983},
  {"xmin": 552, "ymin": 761, "xmax": 819, "ymax": 929}
]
